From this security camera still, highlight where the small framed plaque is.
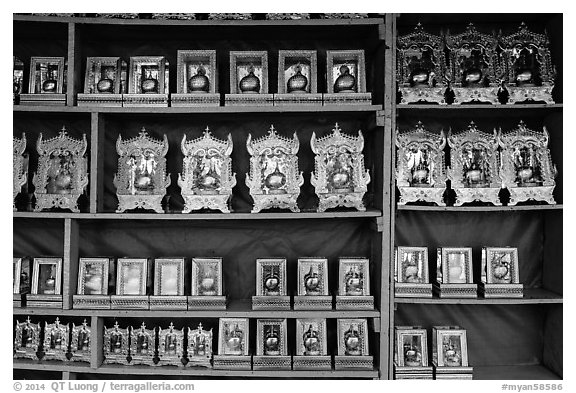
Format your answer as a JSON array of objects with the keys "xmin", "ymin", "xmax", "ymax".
[
  {"xmin": 294, "ymin": 258, "xmax": 332, "ymax": 310},
  {"xmin": 172, "ymin": 50, "xmax": 219, "ymax": 107},
  {"xmin": 394, "ymin": 326, "xmax": 433, "ymax": 379},
  {"xmin": 73, "ymin": 257, "xmax": 111, "ymax": 309},
  {"xmin": 150, "ymin": 258, "xmax": 187, "ymax": 310},
  {"xmin": 157, "ymin": 322, "xmax": 185, "ymax": 367},
  {"xmin": 213, "ymin": 318, "xmax": 251, "ymax": 370},
  {"xmin": 275, "ymin": 50, "xmax": 321, "ymax": 106},
  {"xmin": 395, "ymin": 247, "xmax": 432, "ymax": 298},
  {"xmin": 336, "ymin": 257, "xmax": 374, "ymax": 310},
  {"xmin": 225, "ymin": 51, "xmax": 273, "ymax": 106},
  {"xmin": 252, "ymin": 258, "xmax": 290, "ymax": 310},
  {"xmin": 43, "ymin": 317, "xmax": 69, "ymax": 361},
  {"xmin": 77, "ymin": 57, "xmax": 127, "ymax": 107},
  {"xmin": 480, "ymin": 247, "xmax": 523, "ymax": 298},
  {"xmin": 324, "ymin": 50, "xmax": 371, "ymax": 105},
  {"xmin": 103, "ymin": 321, "xmax": 130, "ymax": 365},
  {"xmin": 335, "ymin": 318, "xmax": 373, "ymax": 370},
  {"xmin": 186, "ymin": 323, "xmax": 213, "ymax": 368},
  {"xmin": 432, "ymin": 326, "xmax": 473, "ymax": 379},
  {"xmin": 434, "ymin": 247, "xmax": 477, "ymax": 298},
  {"xmin": 20, "ymin": 56, "xmax": 66, "ymax": 106},
  {"xmin": 14, "ymin": 317, "xmax": 41, "ymax": 360},
  {"xmin": 188, "ymin": 257, "xmax": 226, "ymax": 310},
  {"xmin": 28, "ymin": 257, "xmax": 62, "ymax": 308},
  {"xmin": 253, "ymin": 319, "xmax": 290, "ymax": 370},
  {"xmin": 293, "ymin": 318, "xmax": 331, "ymax": 370},
  {"xmin": 111, "ymin": 258, "xmax": 149, "ymax": 309},
  {"xmin": 13, "ymin": 56, "xmax": 24, "ymax": 104},
  {"xmin": 70, "ymin": 319, "xmax": 91, "ymax": 363},
  {"xmin": 13, "ymin": 258, "xmax": 21, "ymax": 295},
  {"xmin": 124, "ymin": 56, "xmax": 169, "ymax": 107},
  {"xmin": 130, "ymin": 322, "xmax": 156, "ymax": 366}
]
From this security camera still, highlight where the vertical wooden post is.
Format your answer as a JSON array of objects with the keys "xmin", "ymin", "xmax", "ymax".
[
  {"xmin": 91, "ymin": 316, "xmax": 104, "ymax": 369},
  {"xmin": 90, "ymin": 112, "xmax": 105, "ymax": 213},
  {"xmin": 63, "ymin": 218, "xmax": 79, "ymax": 309},
  {"xmin": 66, "ymin": 23, "xmax": 82, "ymax": 107},
  {"xmin": 62, "ymin": 371, "xmax": 77, "ymax": 380}
]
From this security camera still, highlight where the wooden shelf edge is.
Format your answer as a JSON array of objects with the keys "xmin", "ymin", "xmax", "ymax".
[
  {"xmin": 396, "ymin": 204, "xmax": 563, "ymax": 212},
  {"xmin": 13, "ymin": 209, "xmax": 382, "ymax": 220},
  {"xmin": 396, "ymin": 103, "xmax": 563, "ymax": 110},
  {"xmin": 394, "ymin": 288, "xmax": 563, "ymax": 305}
]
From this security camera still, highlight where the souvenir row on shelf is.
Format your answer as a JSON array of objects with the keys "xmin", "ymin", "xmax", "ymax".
[
  {"xmin": 395, "ymin": 246, "xmax": 523, "ymax": 298},
  {"xmin": 394, "ymin": 326, "xmax": 472, "ymax": 380},
  {"xmin": 14, "ymin": 316, "xmax": 373, "ymax": 370},
  {"xmin": 13, "ymin": 123, "xmax": 370, "ymax": 214},
  {"xmin": 13, "ymin": 256, "xmax": 373, "ymax": 311},
  {"xmin": 25, "ymin": 13, "xmax": 371, "ymax": 20},
  {"xmin": 397, "ymin": 22, "xmax": 556, "ymax": 105},
  {"xmin": 396, "ymin": 121, "xmax": 557, "ymax": 206},
  {"xmin": 13, "ymin": 49, "xmax": 371, "ymax": 107}
]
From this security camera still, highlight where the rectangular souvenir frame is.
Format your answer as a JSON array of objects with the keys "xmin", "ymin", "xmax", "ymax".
[
  {"xmin": 73, "ymin": 257, "xmax": 111, "ymax": 309},
  {"xmin": 335, "ymin": 318, "xmax": 373, "ymax": 370},
  {"xmin": 111, "ymin": 258, "xmax": 149, "ymax": 309},
  {"xmin": 28, "ymin": 257, "xmax": 63, "ymax": 308},
  {"xmin": 70, "ymin": 320, "xmax": 91, "ymax": 363},
  {"xmin": 395, "ymin": 247, "xmax": 432, "ymax": 298},
  {"xmin": 14, "ymin": 56, "xmax": 24, "ymax": 104},
  {"xmin": 432, "ymin": 327, "xmax": 471, "ymax": 375},
  {"xmin": 150, "ymin": 258, "xmax": 187, "ymax": 310},
  {"xmin": 394, "ymin": 326, "xmax": 433, "ymax": 379},
  {"xmin": 434, "ymin": 247, "xmax": 477, "ymax": 298},
  {"xmin": 336, "ymin": 257, "xmax": 374, "ymax": 310},
  {"xmin": 103, "ymin": 322, "xmax": 130, "ymax": 365},
  {"xmin": 480, "ymin": 247, "xmax": 523, "ymax": 298},
  {"xmin": 253, "ymin": 319, "xmax": 291, "ymax": 370},
  {"xmin": 213, "ymin": 318, "xmax": 252, "ymax": 370},
  {"xmin": 293, "ymin": 318, "xmax": 331, "ymax": 370},
  {"xmin": 14, "ymin": 317, "xmax": 41, "ymax": 360},
  {"xmin": 20, "ymin": 56, "xmax": 66, "ymax": 106},
  {"xmin": 124, "ymin": 56, "xmax": 169, "ymax": 107},
  {"xmin": 188, "ymin": 257, "xmax": 226, "ymax": 310},
  {"xmin": 172, "ymin": 50, "xmax": 219, "ymax": 107},
  {"xmin": 294, "ymin": 257, "xmax": 332, "ymax": 310},
  {"xmin": 156, "ymin": 322, "xmax": 185, "ymax": 367},
  {"xmin": 77, "ymin": 57, "xmax": 126, "ymax": 107},
  {"xmin": 225, "ymin": 51, "xmax": 273, "ymax": 106},
  {"xmin": 275, "ymin": 50, "xmax": 321, "ymax": 106},
  {"xmin": 13, "ymin": 258, "xmax": 23, "ymax": 307},
  {"xmin": 252, "ymin": 258, "xmax": 290, "ymax": 310},
  {"xmin": 43, "ymin": 318, "xmax": 69, "ymax": 361},
  {"xmin": 324, "ymin": 50, "xmax": 371, "ymax": 105},
  {"xmin": 130, "ymin": 323, "xmax": 156, "ymax": 366}
]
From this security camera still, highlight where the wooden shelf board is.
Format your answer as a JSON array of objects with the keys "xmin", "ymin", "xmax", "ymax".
[
  {"xmin": 13, "ymin": 360, "xmax": 92, "ymax": 373},
  {"xmin": 394, "ymin": 288, "xmax": 563, "ymax": 305},
  {"xmin": 14, "ymin": 14, "xmax": 385, "ymax": 28},
  {"xmin": 13, "ymin": 299, "xmax": 380, "ymax": 318},
  {"xmin": 396, "ymin": 204, "xmax": 563, "ymax": 212},
  {"xmin": 397, "ymin": 103, "xmax": 563, "ymax": 110},
  {"xmin": 474, "ymin": 364, "xmax": 561, "ymax": 380},
  {"xmin": 13, "ymin": 209, "xmax": 382, "ymax": 221},
  {"xmin": 13, "ymin": 104, "xmax": 382, "ymax": 115}
]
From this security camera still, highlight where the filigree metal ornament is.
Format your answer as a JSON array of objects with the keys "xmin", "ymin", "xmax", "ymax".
[
  {"xmin": 293, "ymin": 318, "xmax": 331, "ymax": 370},
  {"xmin": 445, "ymin": 23, "xmax": 501, "ymax": 104},
  {"xmin": 43, "ymin": 317, "xmax": 69, "ymax": 361},
  {"xmin": 480, "ymin": 247, "xmax": 523, "ymax": 298},
  {"xmin": 397, "ymin": 23, "xmax": 448, "ymax": 104},
  {"xmin": 213, "ymin": 318, "xmax": 251, "ymax": 370},
  {"xmin": 157, "ymin": 322, "xmax": 185, "ymax": 367},
  {"xmin": 447, "ymin": 122, "xmax": 502, "ymax": 206},
  {"xmin": 395, "ymin": 246, "xmax": 432, "ymax": 298},
  {"xmin": 498, "ymin": 121, "xmax": 557, "ymax": 205},
  {"xmin": 33, "ymin": 127, "xmax": 89, "ymax": 212},
  {"xmin": 499, "ymin": 22, "xmax": 555, "ymax": 104},
  {"xmin": 103, "ymin": 321, "xmax": 130, "ymax": 365},
  {"xmin": 179, "ymin": 129, "xmax": 236, "ymax": 213},
  {"xmin": 432, "ymin": 326, "xmax": 473, "ymax": 379},
  {"xmin": 434, "ymin": 247, "xmax": 477, "ymax": 298},
  {"xmin": 396, "ymin": 122, "xmax": 447, "ymax": 206},
  {"xmin": 335, "ymin": 318, "xmax": 373, "ymax": 370},
  {"xmin": 14, "ymin": 317, "xmax": 41, "ymax": 360},
  {"xmin": 311, "ymin": 123, "xmax": 370, "ymax": 212},
  {"xmin": 13, "ymin": 133, "xmax": 27, "ymax": 210},
  {"xmin": 130, "ymin": 322, "xmax": 156, "ymax": 366},
  {"xmin": 394, "ymin": 326, "xmax": 433, "ymax": 379},
  {"xmin": 114, "ymin": 128, "xmax": 170, "ymax": 213},
  {"xmin": 246, "ymin": 126, "xmax": 303, "ymax": 213},
  {"xmin": 70, "ymin": 320, "xmax": 91, "ymax": 363},
  {"xmin": 77, "ymin": 57, "xmax": 127, "ymax": 107},
  {"xmin": 186, "ymin": 323, "xmax": 213, "ymax": 368}
]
